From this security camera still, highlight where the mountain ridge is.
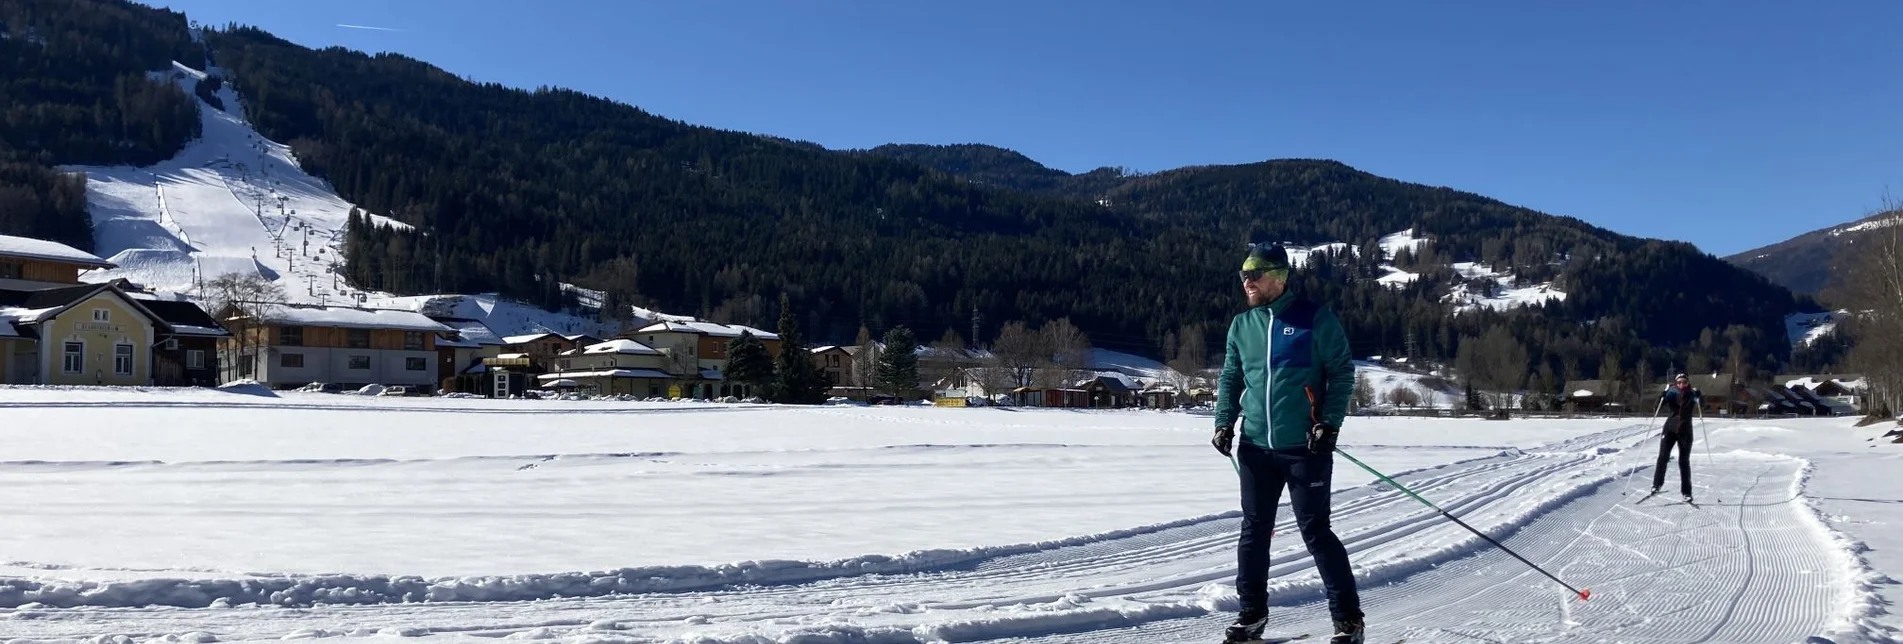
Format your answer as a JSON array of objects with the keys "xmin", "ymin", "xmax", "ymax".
[{"xmin": 1724, "ymin": 209, "xmax": 1901, "ymax": 297}]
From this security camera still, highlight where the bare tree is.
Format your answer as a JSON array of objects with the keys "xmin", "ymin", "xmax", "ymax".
[
  {"xmin": 1036, "ymin": 317, "xmax": 1092, "ymax": 388},
  {"xmin": 992, "ymin": 321, "xmax": 1046, "ymax": 389},
  {"xmin": 198, "ymin": 272, "xmax": 287, "ymax": 384},
  {"xmin": 1386, "ymin": 385, "xmax": 1422, "ymax": 408},
  {"xmin": 1352, "ymin": 373, "xmax": 1376, "ymax": 412},
  {"xmin": 1457, "ymin": 327, "xmax": 1529, "ymax": 409},
  {"xmin": 1166, "ymin": 324, "xmax": 1208, "ymax": 394},
  {"xmin": 850, "ymin": 325, "xmax": 879, "ymax": 389},
  {"xmin": 1828, "ymin": 199, "xmax": 1903, "ymax": 416}
]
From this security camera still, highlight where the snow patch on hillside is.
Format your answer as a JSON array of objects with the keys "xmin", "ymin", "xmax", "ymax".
[
  {"xmin": 1443, "ymin": 262, "xmax": 1565, "ymax": 313},
  {"xmin": 1284, "ymin": 242, "xmax": 1353, "ymax": 268},
  {"xmin": 1786, "ymin": 311, "xmax": 1844, "ymax": 347},
  {"xmin": 1834, "ymin": 215, "xmax": 1902, "ymax": 236},
  {"xmin": 1354, "ymin": 361, "xmax": 1463, "ymax": 409},
  {"xmin": 1377, "ymin": 228, "xmax": 1427, "ymax": 260}
]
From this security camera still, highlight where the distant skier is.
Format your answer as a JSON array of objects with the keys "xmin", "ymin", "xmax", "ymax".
[
  {"xmin": 1212, "ymin": 243, "xmax": 1364, "ymax": 644},
  {"xmin": 1651, "ymin": 373, "xmax": 1703, "ymax": 502}
]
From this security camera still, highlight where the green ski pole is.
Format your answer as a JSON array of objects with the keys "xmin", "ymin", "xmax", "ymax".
[{"xmin": 1336, "ymin": 448, "xmax": 1592, "ymax": 601}]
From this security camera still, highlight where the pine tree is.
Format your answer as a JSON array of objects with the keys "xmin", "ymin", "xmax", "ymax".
[
  {"xmin": 1465, "ymin": 382, "xmax": 1487, "ymax": 411},
  {"xmin": 771, "ymin": 294, "xmax": 828, "ymax": 404},
  {"xmin": 877, "ymin": 326, "xmax": 920, "ymax": 399},
  {"xmin": 725, "ymin": 331, "xmax": 774, "ymax": 399}
]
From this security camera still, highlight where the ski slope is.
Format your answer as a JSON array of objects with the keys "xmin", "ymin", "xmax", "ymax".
[
  {"xmin": 0, "ymin": 387, "xmax": 1895, "ymax": 643},
  {"xmin": 66, "ymin": 61, "xmax": 408, "ymax": 305}
]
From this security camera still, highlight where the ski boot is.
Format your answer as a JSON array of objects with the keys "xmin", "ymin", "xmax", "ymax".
[
  {"xmin": 1329, "ymin": 617, "xmax": 1365, "ymax": 644},
  {"xmin": 1223, "ymin": 608, "xmax": 1269, "ymax": 643}
]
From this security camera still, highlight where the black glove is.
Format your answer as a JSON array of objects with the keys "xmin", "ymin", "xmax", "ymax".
[
  {"xmin": 1308, "ymin": 422, "xmax": 1339, "ymax": 453},
  {"xmin": 1213, "ymin": 425, "xmax": 1236, "ymax": 457}
]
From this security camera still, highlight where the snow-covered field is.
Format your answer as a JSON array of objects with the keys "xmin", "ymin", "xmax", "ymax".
[{"xmin": 1, "ymin": 387, "xmax": 1897, "ymax": 643}]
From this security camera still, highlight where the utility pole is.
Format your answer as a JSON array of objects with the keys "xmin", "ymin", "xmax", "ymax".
[{"xmin": 970, "ymin": 304, "xmax": 980, "ymax": 350}]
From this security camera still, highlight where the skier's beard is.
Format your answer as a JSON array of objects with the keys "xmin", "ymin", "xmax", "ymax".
[{"xmin": 1245, "ymin": 279, "xmax": 1284, "ymax": 307}]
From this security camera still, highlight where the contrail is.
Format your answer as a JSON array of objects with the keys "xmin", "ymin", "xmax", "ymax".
[{"xmin": 337, "ymin": 23, "xmax": 403, "ymax": 32}]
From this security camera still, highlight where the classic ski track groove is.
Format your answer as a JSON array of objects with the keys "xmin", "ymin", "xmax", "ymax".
[{"xmin": 1, "ymin": 424, "xmax": 1870, "ymax": 644}]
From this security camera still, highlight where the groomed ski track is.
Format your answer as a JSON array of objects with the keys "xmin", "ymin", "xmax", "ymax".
[{"xmin": 1, "ymin": 422, "xmax": 1885, "ymax": 643}]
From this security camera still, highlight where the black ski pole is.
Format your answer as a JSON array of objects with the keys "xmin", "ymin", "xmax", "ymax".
[{"xmin": 1336, "ymin": 448, "xmax": 1592, "ymax": 601}]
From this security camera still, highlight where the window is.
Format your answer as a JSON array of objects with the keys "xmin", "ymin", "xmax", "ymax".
[
  {"xmin": 279, "ymin": 326, "xmax": 304, "ymax": 346},
  {"xmin": 0, "ymin": 262, "xmax": 20, "ymax": 279},
  {"xmin": 404, "ymin": 331, "xmax": 425, "ymax": 351},
  {"xmin": 114, "ymin": 344, "xmax": 134, "ymax": 375},
  {"xmin": 93, "ymin": 309, "xmax": 111, "ymax": 322},
  {"xmin": 349, "ymin": 355, "xmax": 371, "ymax": 370},
  {"xmin": 187, "ymin": 350, "xmax": 205, "ymax": 369},
  {"xmin": 559, "ymin": 359, "xmax": 571, "ymax": 370},
  {"xmin": 405, "ymin": 357, "xmax": 427, "ymax": 371},
  {"xmin": 348, "ymin": 329, "xmax": 371, "ymax": 348},
  {"xmin": 281, "ymin": 353, "xmax": 305, "ymax": 368},
  {"xmin": 62, "ymin": 342, "xmax": 84, "ymax": 373}
]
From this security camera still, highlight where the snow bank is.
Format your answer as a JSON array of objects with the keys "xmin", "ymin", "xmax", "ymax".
[
  {"xmin": 1787, "ymin": 457, "xmax": 1897, "ymax": 642},
  {"xmin": 0, "ymin": 512, "xmax": 1242, "ymax": 609},
  {"xmin": 213, "ymin": 379, "xmax": 275, "ymax": 398}
]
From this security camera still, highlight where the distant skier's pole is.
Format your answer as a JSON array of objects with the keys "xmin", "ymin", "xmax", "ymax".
[
  {"xmin": 1621, "ymin": 392, "xmax": 1668, "ymax": 497},
  {"xmin": 1336, "ymin": 448, "xmax": 1592, "ymax": 601},
  {"xmin": 1699, "ymin": 405, "xmax": 1719, "ymax": 503}
]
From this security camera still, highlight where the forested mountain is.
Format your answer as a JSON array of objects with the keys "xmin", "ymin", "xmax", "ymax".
[
  {"xmin": 0, "ymin": 0, "xmax": 203, "ymax": 250},
  {"xmin": 1725, "ymin": 209, "xmax": 1901, "ymax": 297},
  {"xmin": 7, "ymin": 3, "xmax": 1822, "ymax": 397}
]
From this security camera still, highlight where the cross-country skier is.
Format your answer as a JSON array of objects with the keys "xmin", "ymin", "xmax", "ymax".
[
  {"xmin": 1651, "ymin": 373, "xmax": 1703, "ymax": 502},
  {"xmin": 1212, "ymin": 243, "xmax": 1364, "ymax": 644}
]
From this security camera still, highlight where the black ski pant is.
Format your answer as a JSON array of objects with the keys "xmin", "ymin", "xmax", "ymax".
[
  {"xmin": 1652, "ymin": 421, "xmax": 1693, "ymax": 496},
  {"xmin": 1235, "ymin": 441, "xmax": 1361, "ymax": 622}
]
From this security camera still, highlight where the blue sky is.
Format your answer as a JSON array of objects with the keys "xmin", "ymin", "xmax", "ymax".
[{"xmin": 155, "ymin": 0, "xmax": 1903, "ymax": 256}]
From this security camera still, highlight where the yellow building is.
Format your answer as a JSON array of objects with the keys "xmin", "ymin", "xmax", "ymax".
[
  {"xmin": 0, "ymin": 234, "xmax": 188, "ymax": 386},
  {"xmin": 0, "ymin": 283, "xmax": 161, "ymax": 386}
]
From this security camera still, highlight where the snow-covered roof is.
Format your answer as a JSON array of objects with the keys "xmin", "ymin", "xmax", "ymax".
[
  {"xmin": 537, "ymin": 368, "xmax": 671, "ymax": 380},
  {"xmin": 699, "ymin": 368, "xmax": 725, "ymax": 380},
  {"xmin": 580, "ymin": 339, "xmax": 661, "ymax": 356},
  {"xmin": 0, "ymin": 234, "xmax": 114, "ymax": 268},
  {"xmin": 168, "ymin": 324, "xmax": 228, "ymax": 337},
  {"xmin": 437, "ymin": 335, "xmax": 482, "ymax": 349},
  {"xmin": 435, "ymin": 319, "xmax": 504, "ymax": 347},
  {"xmin": 0, "ymin": 306, "xmax": 57, "ymax": 325},
  {"xmin": 501, "ymin": 332, "xmax": 559, "ymax": 345},
  {"xmin": 255, "ymin": 306, "xmax": 452, "ymax": 332},
  {"xmin": 637, "ymin": 321, "xmax": 780, "ymax": 340}
]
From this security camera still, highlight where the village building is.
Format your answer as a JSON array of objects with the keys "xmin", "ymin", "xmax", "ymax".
[
  {"xmin": 219, "ymin": 305, "xmax": 451, "ymax": 390},
  {"xmin": 433, "ymin": 316, "xmax": 505, "ymax": 394},
  {"xmin": 624, "ymin": 321, "xmax": 779, "ymax": 398},
  {"xmin": 138, "ymin": 298, "xmax": 231, "ymax": 387},
  {"xmin": 0, "ymin": 234, "xmax": 226, "ymax": 387},
  {"xmin": 1560, "ymin": 380, "xmax": 1629, "ymax": 412},
  {"xmin": 541, "ymin": 339, "xmax": 674, "ymax": 396}
]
